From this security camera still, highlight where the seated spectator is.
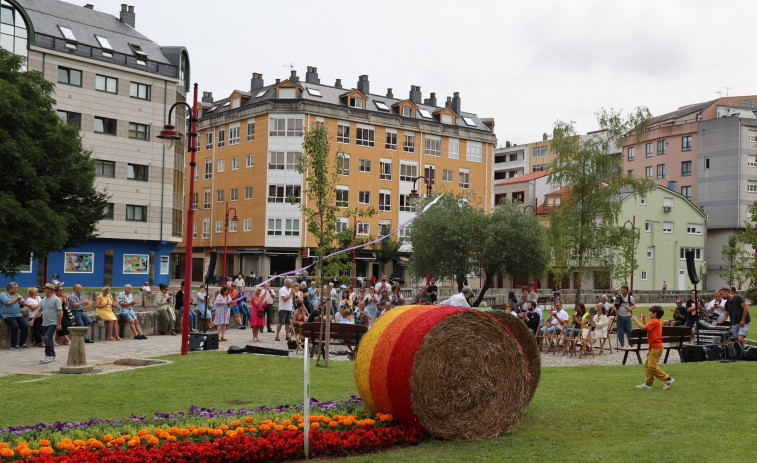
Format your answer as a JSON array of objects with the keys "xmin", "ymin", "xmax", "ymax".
[
  {"xmin": 664, "ymin": 299, "xmax": 688, "ymax": 326},
  {"xmin": 519, "ymin": 300, "xmax": 541, "ymax": 334},
  {"xmin": 413, "ymin": 287, "xmax": 431, "ymax": 305},
  {"xmin": 141, "ymin": 282, "xmax": 151, "ymax": 292},
  {"xmin": 390, "ymin": 284, "xmax": 405, "ymax": 307},
  {"xmin": 539, "ymin": 300, "xmax": 568, "ymax": 338},
  {"xmin": 379, "ymin": 301, "xmax": 392, "ymax": 316},
  {"xmin": 292, "ymin": 302, "xmax": 308, "ymax": 342},
  {"xmin": 339, "ymin": 306, "xmax": 354, "ymax": 324},
  {"xmin": 592, "ymin": 306, "xmax": 610, "ymax": 345},
  {"xmin": 116, "ymin": 284, "xmax": 147, "ymax": 339},
  {"xmin": 564, "ymin": 302, "xmax": 589, "ymax": 339}
]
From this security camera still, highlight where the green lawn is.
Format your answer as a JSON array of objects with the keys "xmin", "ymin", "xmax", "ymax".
[{"xmin": 1, "ymin": 352, "xmax": 756, "ymax": 462}]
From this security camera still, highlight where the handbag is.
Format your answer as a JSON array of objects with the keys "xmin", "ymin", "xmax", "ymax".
[{"xmin": 257, "ymin": 308, "xmax": 265, "ymax": 317}]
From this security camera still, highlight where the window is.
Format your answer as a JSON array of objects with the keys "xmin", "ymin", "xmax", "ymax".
[
  {"xmin": 201, "ymin": 218, "xmax": 210, "ymax": 238},
  {"xmin": 216, "ymin": 189, "xmax": 224, "ymax": 202},
  {"xmin": 657, "ymin": 140, "xmax": 666, "ymax": 155},
  {"xmin": 357, "ymin": 222, "xmax": 370, "ymax": 236},
  {"xmin": 645, "ymin": 221, "xmax": 651, "ymax": 232},
  {"xmin": 244, "ymin": 186, "xmax": 253, "ymax": 200},
  {"xmin": 194, "ymin": 169, "xmax": 199, "ymax": 181},
  {"xmin": 205, "ymin": 132, "xmax": 213, "ymax": 150},
  {"xmin": 128, "ymin": 122, "xmax": 149, "ymax": 140},
  {"xmin": 425, "ymin": 136, "xmax": 441, "ymax": 157},
  {"xmin": 230, "ymin": 97, "xmax": 241, "ymax": 110},
  {"xmin": 647, "ymin": 247, "xmax": 654, "ymax": 259},
  {"xmin": 285, "ymin": 219, "xmax": 300, "ymax": 236},
  {"xmin": 749, "ymin": 157, "xmax": 757, "ymax": 168},
  {"xmin": 215, "ymin": 220, "xmax": 222, "ymax": 233},
  {"xmin": 374, "ymin": 100, "xmax": 389, "ymax": 111},
  {"xmin": 57, "ymin": 67, "xmax": 82, "ymax": 86},
  {"xmin": 330, "ymin": 185, "xmax": 347, "ymax": 208},
  {"xmin": 749, "ymin": 134, "xmax": 757, "ymax": 143},
  {"xmin": 533, "ymin": 146, "xmax": 547, "ymax": 157},
  {"xmin": 95, "ymin": 35, "xmax": 112, "ymax": 50},
  {"xmin": 418, "ymin": 108, "xmax": 432, "ymax": 118},
  {"xmin": 748, "ymin": 183, "xmax": 757, "ymax": 193},
  {"xmin": 356, "ymin": 125, "xmax": 375, "ymax": 147},
  {"xmin": 269, "ymin": 116, "xmax": 286, "ymax": 137},
  {"xmin": 399, "ymin": 162, "xmax": 418, "ymax": 182},
  {"xmin": 94, "ymin": 117, "xmax": 117, "ymax": 135},
  {"xmin": 243, "ymin": 218, "xmax": 252, "ymax": 232},
  {"xmin": 217, "ymin": 159, "xmax": 225, "ymax": 173},
  {"xmin": 402, "ymin": 106, "xmax": 413, "ymax": 118},
  {"xmin": 306, "ymin": 87, "xmax": 321, "ymax": 97},
  {"xmin": 204, "ymin": 158, "xmax": 212, "ymax": 180},
  {"xmin": 645, "ymin": 166, "xmax": 653, "ymax": 178},
  {"xmin": 267, "ymin": 219, "xmax": 281, "ymax": 236},
  {"xmin": 379, "ymin": 220, "xmax": 392, "ymax": 236},
  {"xmin": 682, "ymin": 136, "xmax": 693, "ymax": 151},
  {"xmin": 443, "ymin": 169, "xmax": 453, "ymax": 182},
  {"xmin": 268, "ymin": 151, "xmax": 300, "ymax": 170},
  {"xmin": 627, "ymin": 147, "xmax": 635, "ymax": 161},
  {"xmin": 641, "ymin": 270, "xmax": 648, "ymax": 281},
  {"xmin": 230, "ymin": 188, "xmax": 238, "ymax": 201},
  {"xmin": 680, "ymin": 248, "xmax": 702, "ymax": 260},
  {"xmin": 399, "ymin": 194, "xmax": 414, "ymax": 212},
  {"xmin": 231, "ymin": 157, "xmax": 239, "ymax": 170},
  {"xmin": 130, "ymin": 82, "xmax": 151, "ymax": 100},
  {"xmin": 129, "ymin": 43, "xmax": 148, "ymax": 62},
  {"xmin": 403, "ymin": 133, "xmax": 415, "ymax": 152},
  {"xmin": 337, "ymin": 122, "xmax": 350, "ymax": 144},
  {"xmin": 192, "ymin": 193, "xmax": 198, "ymax": 209},
  {"xmin": 442, "ymin": 113, "xmax": 454, "ymax": 124},
  {"xmin": 126, "ymin": 205, "xmax": 147, "ymax": 221},
  {"xmin": 640, "ymin": 197, "xmax": 647, "ymax": 206},
  {"xmin": 95, "ymin": 160, "xmax": 115, "ymax": 177},
  {"xmin": 459, "ymin": 168, "xmax": 470, "ymax": 189},
  {"xmin": 337, "ymin": 153, "xmax": 350, "ymax": 176},
  {"xmin": 335, "ymin": 218, "xmax": 348, "ymax": 234},
  {"xmin": 385, "ymin": 129, "xmax": 398, "ymax": 150},
  {"xmin": 467, "ymin": 142, "xmax": 483, "ymax": 162},
  {"xmin": 681, "ymin": 161, "xmax": 692, "ymax": 177},
  {"xmin": 463, "ymin": 116, "xmax": 477, "ymax": 126},
  {"xmin": 127, "ymin": 164, "xmax": 148, "ymax": 181},
  {"xmin": 358, "ymin": 190, "xmax": 371, "ymax": 204},
  {"xmin": 267, "ymin": 185, "xmax": 301, "ymax": 203},
  {"xmin": 704, "ymin": 157, "xmax": 710, "ymax": 170},
  {"xmin": 379, "ymin": 190, "xmax": 391, "ymax": 212},
  {"xmin": 740, "ymin": 99, "xmax": 756, "ymax": 109},
  {"xmin": 95, "ymin": 74, "xmax": 118, "ymax": 93},
  {"xmin": 380, "ymin": 159, "xmax": 392, "ymax": 181},
  {"xmin": 229, "ymin": 123, "xmax": 240, "ymax": 145},
  {"xmin": 533, "ymin": 164, "xmax": 547, "ymax": 172},
  {"xmin": 512, "ymin": 192, "xmax": 524, "ymax": 203},
  {"xmin": 217, "ymin": 128, "xmax": 225, "ymax": 147},
  {"xmin": 286, "ymin": 117, "xmax": 304, "ymax": 136},
  {"xmin": 246, "ymin": 154, "xmax": 254, "ymax": 168},
  {"xmin": 399, "ymin": 226, "xmax": 410, "ymax": 240},
  {"xmin": 192, "ymin": 221, "xmax": 197, "ymax": 239},
  {"xmin": 359, "ymin": 159, "xmax": 372, "ymax": 173},
  {"xmin": 668, "ymin": 180, "xmax": 677, "ymax": 192},
  {"xmin": 628, "ymin": 169, "xmax": 634, "ymax": 177},
  {"xmin": 663, "ymin": 222, "xmax": 673, "ymax": 233},
  {"xmin": 424, "ymin": 165, "xmax": 436, "ymax": 186},
  {"xmin": 657, "ymin": 164, "xmax": 665, "ymax": 179},
  {"xmin": 279, "ymin": 87, "xmax": 296, "ymax": 99},
  {"xmin": 56, "ymin": 110, "xmax": 81, "ymax": 129},
  {"xmin": 203, "ymin": 188, "xmax": 211, "ymax": 209},
  {"xmin": 448, "ymin": 138, "xmax": 460, "ymax": 159},
  {"xmin": 687, "ymin": 223, "xmax": 703, "ymax": 235},
  {"xmin": 247, "ymin": 120, "xmax": 255, "ymax": 141},
  {"xmin": 225, "ymin": 219, "xmax": 236, "ymax": 233},
  {"xmin": 255, "ymin": 90, "xmax": 267, "ymax": 98},
  {"xmin": 645, "ymin": 143, "xmax": 652, "ymax": 157},
  {"xmin": 349, "ymin": 97, "xmax": 363, "ymax": 109},
  {"xmin": 681, "ymin": 186, "xmax": 692, "ymax": 200}
]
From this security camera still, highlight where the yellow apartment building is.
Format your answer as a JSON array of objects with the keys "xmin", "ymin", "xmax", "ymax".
[{"xmin": 175, "ymin": 68, "xmax": 496, "ymax": 283}]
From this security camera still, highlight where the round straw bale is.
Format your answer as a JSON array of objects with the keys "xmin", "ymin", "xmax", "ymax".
[{"xmin": 409, "ymin": 310, "xmax": 528, "ymax": 440}]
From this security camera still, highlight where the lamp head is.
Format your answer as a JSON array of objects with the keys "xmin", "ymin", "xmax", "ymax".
[{"xmin": 157, "ymin": 124, "xmax": 181, "ymax": 150}]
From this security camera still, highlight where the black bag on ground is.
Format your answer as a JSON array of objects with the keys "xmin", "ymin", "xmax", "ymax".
[
  {"xmin": 726, "ymin": 341, "xmax": 744, "ymax": 360},
  {"xmin": 744, "ymin": 345, "xmax": 757, "ymax": 361},
  {"xmin": 227, "ymin": 345, "xmax": 245, "ymax": 354}
]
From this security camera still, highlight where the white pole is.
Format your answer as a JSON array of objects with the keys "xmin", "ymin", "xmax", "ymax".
[{"xmin": 303, "ymin": 338, "xmax": 310, "ymax": 460}]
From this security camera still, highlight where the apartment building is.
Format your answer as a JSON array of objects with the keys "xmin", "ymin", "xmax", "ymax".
[
  {"xmin": 1, "ymin": 0, "xmax": 189, "ymax": 287},
  {"xmin": 492, "ymin": 142, "xmax": 529, "ymax": 206},
  {"xmin": 179, "ymin": 68, "xmax": 496, "ymax": 281}
]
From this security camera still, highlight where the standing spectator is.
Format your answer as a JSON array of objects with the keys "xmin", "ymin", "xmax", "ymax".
[
  {"xmin": 156, "ymin": 283, "xmax": 177, "ymax": 336},
  {"xmin": 234, "ymin": 274, "xmax": 245, "ymax": 288},
  {"xmin": 228, "ymin": 285, "xmax": 242, "ymax": 329},
  {"xmin": 262, "ymin": 283, "xmax": 275, "ymax": 332},
  {"xmin": 50, "ymin": 274, "xmax": 64, "ymax": 286},
  {"xmin": 68, "ymin": 284, "xmax": 94, "ymax": 343},
  {"xmin": 662, "ymin": 281, "xmax": 668, "ymax": 292},
  {"xmin": 116, "ymin": 285, "xmax": 147, "ymax": 339},
  {"xmin": 720, "ymin": 286, "xmax": 750, "ymax": 341},
  {"xmin": 389, "ymin": 284, "xmax": 405, "ymax": 307},
  {"xmin": 1, "ymin": 282, "xmax": 29, "ymax": 350},
  {"xmin": 39, "ymin": 283, "xmax": 62, "ymax": 363},
  {"xmin": 95, "ymin": 286, "xmax": 119, "ymax": 341},
  {"xmin": 236, "ymin": 284, "xmax": 251, "ymax": 329},
  {"xmin": 508, "ymin": 292, "xmax": 518, "ymax": 313},
  {"xmin": 141, "ymin": 282, "xmax": 151, "ymax": 292},
  {"xmin": 196, "ymin": 285, "xmax": 214, "ymax": 330},
  {"xmin": 54, "ymin": 286, "xmax": 74, "ymax": 345},
  {"xmin": 427, "ymin": 279, "xmax": 439, "ymax": 304},
  {"xmin": 370, "ymin": 274, "xmax": 377, "ymax": 287},
  {"xmin": 616, "ymin": 285, "xmax": 635, "ymax": 348},
  {"xmin": 374, "ymin": 273, "xmax": 390, "ymax": 295},
  {"xmin": 329, "ymin": 283, "xmax": 338, "ymax": 315},
  {"xmin": 276, "ymin": 279, "xmax": 294, "ymax": 341},
  {"xmin": 249, "ymin": 287, "xmax": 265, "ymax": 342},
  {"xmin": 26, "ymin": 287, "xmax": 43, "ymax": 347},
  {"xmin": 214, "ymin": 285, "xmax": 231, "ymax": 341},
  {"xmin": 632, "ymin": 306, "xmax": 675, "ymax": 390},
  {"xmin": 552, "ymin": 282, "xmax": 560, "ymax": 302},
  {"xmin": 517, "ymin": 286, "xmax": 531, "ymax": 313},
  {"xmin": 379, "ymin": 289, "xmax": 391, "ymax": 309},
  {"xmin": 365, "ymin": 287, "xmax": 379, "ymax": 322},
  {"xmin": 175, "ymin": 281, "xmax": 186, "ymax": 333},
  {"xmin": 300, "ymin": 281, "xmax": 311, "ymax": 313},
  {"xmin": 685, "ymin": 290, "xmax": 705, "ymax": 328},
  {"xmin": 308, "ymin": 281, "xmax": 319, "ymax": 314}
]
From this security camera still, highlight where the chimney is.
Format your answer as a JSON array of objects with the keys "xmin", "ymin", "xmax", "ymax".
[
  {"xmin": 357, "ymin": 75, "xmax": 369, "ymax": 95},
  {"xmin": 275, "ymin": 78, "xmax": 281, "ymax": 84},
  {"xmin": 543, "ymin": 132, "xmax": 548, "ymax": 141},
  {"xmin": 386, "ymin": 88, "xmax": 393, "ymax": 98},
  {"xmin": 201, "ymin": 91, "xmax": 213, "ymax": 103},
  {"xmin": 505, "ymin": 141, "xmax": 511, "ymax": 148},
  {"xmin": 428, "ymin": 92, "xmax": 437, "ymax": 106},
  {"xmin": 445, "ymin": 96, "xmax": 452, "ymax": 108},
  {"xmin": 335, "ymin": 78, "xmax": 342, "ymax": 89},
  {"xmin": 250, "ymin": 73, "xmax": 264, "ymax": 91},
  {"xmin": 305, "ymin": 66, "xmax": 319, "ymax": 84},
  {"xmin": 289, "ymin": 70, "xmax": 299, "ymax": 82},
  {"xmin": 450, "ymin": 92, "xmax": 461, "ymax": 115},
  {"xmin": 84, "ymin": 4, "xmax": 94, "ymax": 9},
  {"xmin": 409, "ymin": 85, "xmax": 422, "ymax": 104},
  {"xmin": 119, "ymin": 4, "xmax": 135, "ymax": 28}
]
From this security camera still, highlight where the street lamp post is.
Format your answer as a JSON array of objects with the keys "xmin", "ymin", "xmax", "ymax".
[
  {"xmin": 408, "ymin": 175, "xmax": 432, "ymax": 285},
  {"xmin": 222, "ymin": 203, "xmax": 239, "ymax": 285},
  {"xmin": 157, "ymin": 83, "xmax": 199, "ymax": 356},
  {"xmin": 623, "ymin": 216, "xmax": 636, "ymax": 292},
  {"xmin": 352, "ymin": 218, "xmax": 364, "ymax": 288}
]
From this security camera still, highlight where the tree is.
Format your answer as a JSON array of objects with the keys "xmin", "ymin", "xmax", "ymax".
[
  {"xmin": 611, "ymin": 225, "xmax": 639, "ymax": 287},
  {"xmin": 373, "ymin": 234, "xmax": 401, "ymax": 274},
  {"xmin": 546, "ymin": 108, "xmax": 652, "ymax": 302},
  {"xmin": 733, "ymin": 201, "xmax": 757, "ymax": 286},
  {"xmin": 469, "ymin": 200, "xmax": 550, "ymax": 306},
  {"xmin": 0, "ymin": 49, "xmax": 108, "ymax": 276},
  {"xmin": 720, "ymin": 233, "xmax": 747, "ymax": 286}
]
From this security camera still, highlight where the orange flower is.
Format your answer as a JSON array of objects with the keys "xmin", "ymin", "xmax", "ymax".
[
  {"xmin": 219, "ymin": 424, "xmax": 229, "ymax": 431},
  {"xmin": 230, "ymin": 420, "xmax": 242, "ymax": 427},
  {"xmin": 328, "ymin": 421, "xmax": 338, "ymax": 428},
  {"xmin": 103, "ymin": 435, "xmax": 114, "ymax": 442},
  {"xmin": 179, "ymin": 429, "xmax": 190, "ymax": 437},
  {"xmin": 225, "ymin": 431, "xmax": 236, "ymax": 438},
  {"xmin": 16, "ymin": 442, "xmax": 29, "ymax": 448},
  {"xmin": 1, "ymin": 448, "xmax": 15, "ymax": 458},
  {"xmin": 244, "ymin": 417, "xmax": 254, "ymax": 424},
  {"xmin": 287, "ymin": 425, "xmax": 298, "ymax": 431},
  {"xmin": 38, "ymin": 439, "xmax": 51, "ymax": 447},
  {"xmin": 281, "ymin": 419, "xmax": 291, "ymax": 426},
  {"xmin": 167, "ymin": 435, "xmax": 177, "ymax": 442},
  {"xmin": 248, "ymin": 426, "xmax": 257, "ymax": 433},
  {"xmin": 31, "ymin": 449, "xmax": 40, "ymax": 456},
  {"xmin": 137, "ymin": 429, "xmax": 148, "ymax": 436},
  {"xmin": 39, "ymin": 446, "xmax": 54, "ymax": 455},
  {"xmin": 152, "ymin": 429, "xmax": 163, "ymax": 436},
  {"xmin": 298, "ymin": 423, "xmax": 305, "ymax": 429},
  {"xmin": 235, "ymin": 427, "xmax": 245, "ymax": 434},
  {"xmin": 127, "ymin": 439, "xmax": 140, "ymax": 448},
  {"xmin": 259, "ymin": 424, "xmax": 270, "ymax": 432},
  {"xmin": 147, "ymin": 437, "xmax": 159, "ymax": 446},
  {"xmin": 168, "ymin": 427, "xmax": 180, "ymax": 434},
  {"xmin": 274, "ymin": 425, "xmax": 284, "ymax": 432},
  {"xmin": 291, "ymin": 414, "xmax": 301, "ymax": 420},
  {"xmin": 310, "ymin": 422, "xmax": 319, "ymax": 429},
  {"xmin": 0, "ymin": 443, "xmax": 7, "ymax": 449},
  {"xmin": 114, "ymin": 438, "xmax": 125, "ymax": 445},
  {"xmin": 19, "ymin": 448, "xmax": 32, "ymax": 458},
  {"xmin": 73, "ymin": 440, "xmax": 86, "ymax": 447}
]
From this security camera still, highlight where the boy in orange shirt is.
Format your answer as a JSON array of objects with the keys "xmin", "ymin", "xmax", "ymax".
[{"xmin": 632, "ymin": 306, "xmax": 675, "ymax": 390}]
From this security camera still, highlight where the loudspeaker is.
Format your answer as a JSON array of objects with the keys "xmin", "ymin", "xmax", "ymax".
[
  {"xmin": 704, "ymin": 344, "xmax": 721, "ymax": 361},
  {"xmin": 685, "ymin": 250, "xmax": 699, "ymax": 285},
  {"xmin": 244, "ymin": 344, "xmax": 289, "ymax": 356},
  {"xmin": 680, "ymin": 344, "xmax": 706, "ymax": 362},
  {"xmin": 188, "ymin": 332, "xmax": 218, "ymax": 351},
  {"xmin": 205, "ymin": 251, "xmax": 217, "ymax": 285}
]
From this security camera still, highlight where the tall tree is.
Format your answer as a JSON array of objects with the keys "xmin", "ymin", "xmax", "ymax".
[
  {"xmin": 734, "ymin": 201, "xmax": 757, "ymax": 286},
  {"xmin": 0, "ymin": 49, "xmax": 108, "ymax": 276},
  {"xmin": 720, "ymin": 233, "xmax": 747, "ymax": 286},
  {"xmin": 546, "ymin": 108, "xmax": 652, "ymax": 302},
  {"xmin": 373, "ymin": 234, "xmax": 401, "ymax": 274}
]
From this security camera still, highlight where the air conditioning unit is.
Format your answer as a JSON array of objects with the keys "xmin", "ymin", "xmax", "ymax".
[{"xmin": 663, "ymin": 206, "xmax": 672, "ymax": 212}]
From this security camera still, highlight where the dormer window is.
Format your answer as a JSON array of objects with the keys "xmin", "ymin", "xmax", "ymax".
[
  {"xmin": 58, "ymin": 26, "xmax": 76, "ymax": 41},
  {"xmin": 374, "ymin": 100, "xmax": 389, "ymax": 111},
  {"xmin": 95, "ymin": 35, "xmax": 113, "ymax": 57},
  {"xmin": 255, "ymin": 89, "xmax": 267, "ymax": 98},
  {"xmin": 129, "ymin": 43, "xmax": 147, "ymax": 65},
  {"xmin": 441, "ymin": 114, "xmax": 453, "ymax": 124},
  {"xmin": 402, "ymin": 107, "xmax": 413, "ymax": 117},
  {"xmin": 349, "ymin": 97, "xmax": 363, "ymax": 109},
  {"xmin": 279, "ymin": 87, "xmax": 296, "ymax": 99},
  {"xmin": 418, "ymin": 109, "xmax": 432, "ymax": 118},
  {"xmin": 231, "ymin": 97, "xmax": 241, "ymax": 109},
  {"xmin": 462, "ymin": 116, "xmax": 477, "ymax": 126},
  {"xmin": 306, "ymin": 88, "xmax": 322, "ymax": 97}
]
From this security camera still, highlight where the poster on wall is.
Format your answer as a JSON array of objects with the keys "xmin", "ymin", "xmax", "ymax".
[
  {"xmin": 64, "ymin": 252, "xmax": 94, "ymax": 273},
  {"xmin": 160, "ymin": 255, "xmax": 169, "ymax": 275},
  {"xmin": 123, "ymin": 254, "xmax": 149, "ymax": 274}
]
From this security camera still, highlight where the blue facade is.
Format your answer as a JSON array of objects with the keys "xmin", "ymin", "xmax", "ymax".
[{"xmin": 1, "ymin": 239, "xmax": 176, "ymax": 289}]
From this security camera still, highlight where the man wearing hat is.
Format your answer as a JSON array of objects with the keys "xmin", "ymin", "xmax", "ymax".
[{"xmin": 39, "ymin": 283, "xmax": 63, "ymax": 363}]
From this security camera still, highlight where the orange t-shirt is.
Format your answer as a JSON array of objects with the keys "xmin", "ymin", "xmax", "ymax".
[{"xmin": 646, "ymin": 318, "xmax": 663, "ymax": 349}]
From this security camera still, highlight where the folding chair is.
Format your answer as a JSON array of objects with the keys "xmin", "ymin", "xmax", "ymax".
[
  {"xmin": 578, "ymin": 329, "xmax": 595, "ymax": 359},
  {"xmin": 561, "ymin": 328, "xmax": 578, "ymax": 356}
]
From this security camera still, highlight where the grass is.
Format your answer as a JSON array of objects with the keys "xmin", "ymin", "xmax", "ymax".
[{"xmin": 1, "ymin": 353, "xmax": 756, "ymax": 462}]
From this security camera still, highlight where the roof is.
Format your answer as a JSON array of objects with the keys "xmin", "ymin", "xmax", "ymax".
[
  {"xmin": 19, "ymin": 0, "xmax": 173, "ymax": 65},
  {"xmin": 494, "ymin": 170, "xmax": 549, "ymax": 186},
  {"xmin": 619, "ymin": 185, "xmax": 706, "ymax": 218},
  {"xmin": 202, "ymin": 78, "xmax": 493, "ymax": 132},
  {"xmin": 650, "ymin": 99, "xmax": 717, "ymax": 125},
  {"xmin": 536, "ymin": 186, "xmax": 572, "ymax": 215}
]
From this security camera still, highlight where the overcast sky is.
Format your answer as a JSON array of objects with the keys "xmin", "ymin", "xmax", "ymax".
[{"xmin": 92, "ymin": 0, "xmax": 757, "ymax": 145}]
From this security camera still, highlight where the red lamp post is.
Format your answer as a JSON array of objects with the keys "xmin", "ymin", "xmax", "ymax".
[
  {"xmin": 157, "ymin": 83, "xmax": 198, "ymax": 356},
  {"xmin": 222, "ymin": 203, "xmax": 239, "ymax": 285},
  {"xmin": 409, "ymin": 175, "xmax": 432, "ymax": 285},
  {"xmin": 352, "ymin": 218, "xmax": 364, "ymax": 287}
]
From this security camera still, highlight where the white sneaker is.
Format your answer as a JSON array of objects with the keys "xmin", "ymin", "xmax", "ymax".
[
  {"xmin": 663, "ymin": 377, "xmax": 675, "ymax": 390},
  {"xmin": 40, "ymin": 356, "xmax": 56, "ymax": 364},
  {"xmin": 636, "ymin": 383, "xmax": 652, "ymax": 389}
]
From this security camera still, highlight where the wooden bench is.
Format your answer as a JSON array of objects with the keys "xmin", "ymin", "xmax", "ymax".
[
  {"xmin": 617, "ymin": 326, "xmax": 692, "ymax": 365},
  {"xmin": 299, "ymin": 321, "xmax": 368, "ymax": 360}
]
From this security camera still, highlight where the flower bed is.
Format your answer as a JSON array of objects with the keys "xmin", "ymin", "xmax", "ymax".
[{"xmin": 0, "ymin": 397, "xmax": 424, "ymax": 462}]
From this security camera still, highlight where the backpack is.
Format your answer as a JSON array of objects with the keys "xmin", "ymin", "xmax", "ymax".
[
  {"xmin": 726, "ymin": 341, "xmax": 744, "ymax": 360},
  {"xmin": 744, "ymin": 345, "xmax": 757, "ymax": 361}
]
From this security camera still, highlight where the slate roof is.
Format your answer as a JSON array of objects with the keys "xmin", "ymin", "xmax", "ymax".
[{"xmin": 650, "ymin": 99, "xmax": 717, "ymax": 124}]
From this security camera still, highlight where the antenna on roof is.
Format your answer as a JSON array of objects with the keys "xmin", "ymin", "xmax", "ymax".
[{"xmin": 282, "ymin": 63, "xmax": 294, "ymax": 71}]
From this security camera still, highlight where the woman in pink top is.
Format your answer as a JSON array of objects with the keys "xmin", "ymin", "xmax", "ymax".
[
  {"xmin": 214, "ymin": 286, "xmax": 231, "ymax": 341},
  {"xmin": 249, "ymin": 287, "xmax": 266, "ymax": 342}
]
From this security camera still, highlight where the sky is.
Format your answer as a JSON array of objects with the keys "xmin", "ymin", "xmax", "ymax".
[{"xmin": 92, "ymin": 0, "xmax": 757, "ymax": 145}]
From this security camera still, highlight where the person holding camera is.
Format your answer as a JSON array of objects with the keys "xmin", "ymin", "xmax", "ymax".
[
  {"xmin": 615, "ymin": 285, "xmax": 635, "ymax": 348},
  {"xmin": 156, "ymin": 283, "xmax": 176, "ymax": 336},
  {"xmin": 685, "ymin": 290, "xmax": 705, "ymax": 328},
  {"xmin": 664, "ymin": 298, "xmax": 688, "ymax": 326}
]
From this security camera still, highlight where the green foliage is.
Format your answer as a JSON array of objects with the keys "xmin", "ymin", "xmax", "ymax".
[
  {"xmin": 0, "ymin": 49, "xmax": 108, "ymax": 275},
  {"xmin": 546, "ymin": 107, "xmax": 652, "ymax": 301},
  {"xmin": 720, "ymin": 233, "xmax": 747, "ymax": 286},
  {"xmin": 373, "ymin": 234, "xmax": 401, "ymax": 267},
  {"xmin": 611, "ymin": 223, "xmax": 639, "ymax": 287}
]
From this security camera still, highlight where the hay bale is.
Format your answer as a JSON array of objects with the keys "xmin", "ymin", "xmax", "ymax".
[
  {"xmin": 476, "ymin": 308, "xmax": 540, "ymax": 402},
  {"xmin": 408, "ymin": 310, "xmax": 528, "ymax": 440}
]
